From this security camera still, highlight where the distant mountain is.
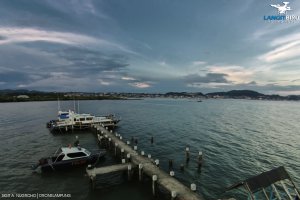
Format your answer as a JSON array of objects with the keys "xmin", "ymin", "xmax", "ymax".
[{"xmin": 206, "ymin": 90, "xmax": 265, "ymax": 98}]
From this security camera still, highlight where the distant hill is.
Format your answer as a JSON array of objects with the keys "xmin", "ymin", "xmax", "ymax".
[
  {"xmin": 165, "ymin": 92, "xmax": 205, "ymax": 97},
  {"xmin": 0, "ymin": 89, "xmax": 45, "ymax": 95},
  {"xmin": 206, "ymin": 90, "xmax": 265, "ymax": 98}
]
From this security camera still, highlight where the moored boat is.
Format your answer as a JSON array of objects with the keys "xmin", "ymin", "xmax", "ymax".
[
  {"xmin": 32, "ymin": 144, "xmax": 106, "ymax": 172},
  {"xmin": 47, "ymin": 110, "xmax": 120, "ymax": 133}
]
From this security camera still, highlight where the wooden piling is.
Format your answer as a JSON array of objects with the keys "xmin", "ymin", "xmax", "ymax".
[
  {"xmin": 185, "ymin": 147, "xmax": 190, "ymax": 163},
  {"xmin": 152, "ymin": 174, "xmax": 157, "ymax": 196},
  {"xmin": 139, "ymin": 164, "xmax": 143, "ymax": 181}
]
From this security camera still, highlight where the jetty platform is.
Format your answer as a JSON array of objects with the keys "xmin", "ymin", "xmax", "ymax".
[{"xmin": 87, "ymin": 124, "xmax": 205, "ymax": 200}]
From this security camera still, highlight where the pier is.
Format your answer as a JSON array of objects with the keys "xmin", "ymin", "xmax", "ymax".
[{"xmin": 87, "ymin": 124, "xmax": 205, "ymax": 200}]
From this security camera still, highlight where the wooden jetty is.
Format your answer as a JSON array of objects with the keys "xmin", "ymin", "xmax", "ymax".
[{"xmin": 87, "ymin": 124, "xmax": 205, "ymax": 200}]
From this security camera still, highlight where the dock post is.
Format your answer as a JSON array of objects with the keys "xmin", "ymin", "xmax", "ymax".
[
  {"xmin": 151, "ymin": 136, "xmax": 154, "ymax": 144},
  {"xmin": 139, "ymin": 164, "xmax": 143, "ymax": 181},
  {"xmin": 108, "ymin": 138, "xmax": 111, "ymax": 149},
  {"xmin": 127, "ymin": 164, "xmax": 132, "ymax": 181},
  {"xmin": 126, "ymin": 141, "xmax": 130, "ymax": 145},
  {"xmin": 104, "ymin": 134, "xmax": 108, "ymax": 148},
  {"xmin": 191, "ymin": 183, "xmax": 197, "ymax": 192},
  {"xmin": 134, "ymin": 145, "xmax": 138, "ymax": 151},
  {"xmin": 115, "ymin": 143, "xmax": 118, "ymax": 156},
  {"xmin": 152, "ymin": 175, "xmax": 157, "ymax": 196},
  {"xmin": 171, "ymin": 191, "xmax": 177, "ymax": 200},
  {"xmin": 141, "ymin": 150, "xmax": 145, "ymax": 156},
  {"xmin": 121, "ymin": 148, "xmax": 125, "ymax": 159},
  {"xmin": 169, "ymin": 159, "xmax": 173, "ymax": 170},
  {"xmin": 122, "ymin": 159, "xmax": 126, "ymax": 164},
  {"xmin": 198, "ymin": 151, "xmax": 203, "ymax": 170},
  {"xmin": 131, "ymin": 136, "xmax": 134, "ymax": 144},
  {"xmin": 127, "ymin": 153, "xmax": 131, "ymax": 162},
  {"xmin": 155, "ymin": 159, "xmax": 159, "ymax": 167},
  {"xmin": 185, "ymin": 147, "xmax": 190, "ymax": 163},
  {"xmin": 99, "ymin": 136, "xmax": 103, "ymax": 146},
  {"xmin": 180, "ymin": 164, "xmax": 184, "ymax": 171},
  {"xmin": 170, "ymin": 171, "xmax": 175, "ymax": 177},
  {"xmin": 148, "ymin": 154, "xmax": 151, "ymax": 159}
]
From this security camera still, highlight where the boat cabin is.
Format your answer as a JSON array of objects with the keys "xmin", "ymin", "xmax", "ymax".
[{"xmin": 53, "ymin": 147, "xmax": 91, "ymax": 162}]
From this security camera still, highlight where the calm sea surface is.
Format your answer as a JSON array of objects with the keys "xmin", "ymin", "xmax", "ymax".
[{"xmin": 0, "ymin": 99, "xmax": 299, "ymax": 200}]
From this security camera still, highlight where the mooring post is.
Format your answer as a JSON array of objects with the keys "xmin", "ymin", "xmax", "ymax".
[
  {"xmin": 139, "ymin": 164, "xmax": 143, "ymax": 181},
  {"xmin": 99, "ymin": 136, "xmax": 103, "ymax": 146},
  {"xmin": 141, "ymin": 150, "xmax": 145, "ymax": 156},
  {"xmin": 180, "ymin": 163, "xmax": 184, "ymax": 171},
  {"xmin": 127, "ymin": 141, "xmax": 130, "ymax": 145},
  {"xmin": 131, "ymin": 136, "xmax": 134, "ymax": 144},
  {"xmin": 127, "ymin": 164, "xmax": 132, "ymax": 180},
  {"xmin": 134, "ymin": 138, "xmax": 138, "ymax": 145},
  {"xmin": 104, "ymin": 134, "xmax": 108, "ymax": 148},
  {"xmin": 115, "ymin": 143, "xmax": 118, "ymax": 156},
  {"xmin": 171, "ymin": 191, "xmax": 177, "ymax": 200},
  {"xmin": 151, "ymin": 136, "xmax": 154, "ymax": 144},
  {"xmin": 170, "ymin": 171, "xmax": 175, "ymax": 177},
  {"xmin": 108, "ymin": 138, "xmax": 111, "ymax": 149},
  {"xmin": 152, "ymin": 175, "xmax": 157, "ymax": 196},
  {"xmin": 121, "ymin": 148, "xmax": 125, "ymax": 159},
  {"xmin": 155, "ymin": 159, "xmax": 159, "ymax": 167},
  {"xmin": 148, "ymin": 154, "xmax": 151, "ymax": 159},
  {"xmin": 127, "ymin": 153, "xmax": 131, "ymax": 162},
  {"xmin": 198, "ymin": 151, "xmax": 203, "ymax": 169},
  {"xmin": 169, "ymin": 159, "xmax": 173, "ymax": 170},
  {"xmin": 134, "ymin": 145, "xmax": 138, "ymax": 151},
  {"xmin": 191, "ymin": 183, "xmax": 197, "ymax": 192},
  {"xmin": 185, "ymin": 147, "xmax": 190, "ymax": 163},
  {"xmin": 122, "ymin": 158, "xmax": 126, "ymax": 164}
]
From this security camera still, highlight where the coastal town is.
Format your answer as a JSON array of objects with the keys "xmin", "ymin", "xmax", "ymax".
[{"xmin": 1, "ymin": 89, "xmax": 299, "ymax": 102}]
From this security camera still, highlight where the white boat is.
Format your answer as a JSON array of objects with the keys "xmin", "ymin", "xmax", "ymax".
[
  {"xmin": 32, "ymin": 145, "xmax": 106, "ymax": 172},
  {"xmin": 47, "ymin": 110, "xmax": 120, "ymax": 132}
]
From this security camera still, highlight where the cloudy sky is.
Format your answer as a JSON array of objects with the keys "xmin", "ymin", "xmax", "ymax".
[{"xmin": 0, "ymin": 0, "xmax": 300, "ymax": 94}]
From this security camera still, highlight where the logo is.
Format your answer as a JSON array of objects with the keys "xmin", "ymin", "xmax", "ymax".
[
  {"xmin": 270, "ymin": 2, "xmax": 291, "ymax": 14},
  {"xmin": 264, "ymin": 1, "xmax": 300, "ymax": 22}
]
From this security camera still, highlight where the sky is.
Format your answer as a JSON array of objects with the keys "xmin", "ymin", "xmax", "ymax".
[{"xmin": 0, "ymin": 0, "xmax": 300, "ymax": 95}]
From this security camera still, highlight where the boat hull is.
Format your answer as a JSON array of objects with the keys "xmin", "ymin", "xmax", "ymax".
[{"xmin": 39, "ymin": 151, "xmax": 106, "ymax": 172}]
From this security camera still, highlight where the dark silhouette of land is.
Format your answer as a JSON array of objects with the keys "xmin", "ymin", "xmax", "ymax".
[{"xmin": 0, "ymin": 89, "xmax": 299, "ymax": 102}]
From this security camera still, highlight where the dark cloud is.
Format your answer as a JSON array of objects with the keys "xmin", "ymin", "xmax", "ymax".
[
  {"xmin": 184, "ymin": 73, "xmax": 229, "ymax": 84},
  {"xmin": 56, "ymin": 47, "xmax": 129, "ymax": 74},
  {"xmin": 0, "ymin": 71, "xmax": 29, "ymax": 83}
]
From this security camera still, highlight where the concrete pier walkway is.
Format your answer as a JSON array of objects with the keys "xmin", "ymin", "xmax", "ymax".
[{"xmin": 88, "ymin": 124, "xmax": 205, "ymax": 200}]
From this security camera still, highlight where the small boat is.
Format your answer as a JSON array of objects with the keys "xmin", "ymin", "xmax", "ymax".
[
  {"xmin": 32, "ymin": 143, "xmax": 106, "ymax": 172},
  {"xmin": 47, "ymin": 110, "xmax": 120, "ymax": 133}
]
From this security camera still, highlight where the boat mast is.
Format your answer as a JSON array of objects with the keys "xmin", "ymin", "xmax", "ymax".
[
  {"xmin": 73, "ymin": 95, "xmax": 76, "ymax": 112},
  {"xmin": 57, "ymin": 94, "xmax": 61, "ymax": 112},
  {"xmin": 77, "ymin": 100, "xmax": 80, "ymax": 114}
]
